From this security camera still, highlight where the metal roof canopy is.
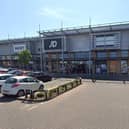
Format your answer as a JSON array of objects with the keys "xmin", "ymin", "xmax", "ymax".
[
  {"xmin": 0, "ymin": 37, "xmax": 40, "ymax": 44},
  {"xmin": 39, "ymin": 21, "xmax": 129, "ymax": 37}
]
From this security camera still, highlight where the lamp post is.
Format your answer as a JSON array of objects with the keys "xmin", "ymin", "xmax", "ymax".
[
  {"xmin": 61, "ymin": 36, "xmax": 65, "ymax": 73},
  {"xmin": 38, "ymin": 31, "xmax": 43, "ymax": 72},
  {"xmin": 40, "ymin": 37, "xmax": 43, "ymax": 72},
  {"xmin": 88, "ymin": 18, "xmax": 92, "ymax": 75}
]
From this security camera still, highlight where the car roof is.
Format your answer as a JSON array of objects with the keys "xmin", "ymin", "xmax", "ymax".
[
  {"xmin": 10, "ymin": 76, "xmax": 32, "ymax": 80},
  {"xmin": 0, "ymin": 74, "xmax": 12, "ymax": 76}
]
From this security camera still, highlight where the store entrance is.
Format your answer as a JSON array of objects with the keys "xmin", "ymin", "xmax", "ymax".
[
  {"xmin": 71, "ymin": 63, "xmax": 85, "ymax": 74},
  {"xmin": 95, "ymin": 61, "xmax": 107, "ymax": 74},
  {"xmin": 47, "ymin": 61, "xmax": 59, "ymax": 73},
  {"xmin": 65, "ymin": 61, "xmax": 90, "ymax": 74}
]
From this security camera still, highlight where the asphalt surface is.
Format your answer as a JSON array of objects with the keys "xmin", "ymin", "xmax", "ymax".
[{"xmin": 0, "ymin": 80, "xmax": 129, "ymax": 129}]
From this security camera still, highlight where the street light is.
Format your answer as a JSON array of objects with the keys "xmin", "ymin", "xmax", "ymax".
[{"xmin": 88, "ymin": 18, "xmax": 92, "ymax": 75}]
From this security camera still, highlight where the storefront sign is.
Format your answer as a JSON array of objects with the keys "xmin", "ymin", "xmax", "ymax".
[
  {"xmin": 44, "ymin": 38, "xmax": 62, "ymax": 50},
  {"xmin": 13, "ymin": 44, "xmax": 26, "ymax": 53}
]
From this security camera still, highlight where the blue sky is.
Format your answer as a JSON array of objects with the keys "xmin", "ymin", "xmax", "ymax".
[{"xmin": 0, "ymin": 0, "xmax": 129, "ymax": 39}]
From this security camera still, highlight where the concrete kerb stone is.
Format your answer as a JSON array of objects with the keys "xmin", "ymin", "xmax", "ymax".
[
  {"xmin": 47, "ymin": 88, "xmax": 59, "ymax": 99},
  {"xmin": 58, "ymin": 85, "xmax": 67, "ymax": 94},
  {"xmin": 34, "ymin": 91, "xmax": 46, "ymax": 101},
  {"xmin": 24, "ymin": 78, "xmax": 82, "ymax": 102},
  {"xmin": 66, "ymin": 82, "xmax": 73, "ymax": 90}
]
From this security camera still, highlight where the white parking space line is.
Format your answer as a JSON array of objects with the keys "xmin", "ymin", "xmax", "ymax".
[
  {"xmin": 20, "ymin": 104, "xmax": 33, "ymax": 110},
  {"xmin": 40, "ymin": 102, "xmax": 44, "ymax": 105},
  {"xmin": 27, "ymin": 105, "xmax": 39, "ymax": 111}
]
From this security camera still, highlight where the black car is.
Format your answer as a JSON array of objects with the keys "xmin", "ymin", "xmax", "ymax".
[{"xmin": 27, "ymin": 71, "xmax": 52, "ymax": 82}]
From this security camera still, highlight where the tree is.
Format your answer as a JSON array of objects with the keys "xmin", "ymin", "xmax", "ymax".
[{"xmin": 18, "ymin": 50, "xmax": 32, "ymax": 69}]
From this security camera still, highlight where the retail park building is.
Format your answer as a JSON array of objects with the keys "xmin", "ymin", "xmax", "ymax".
[{"xmin": 0, "ymin": 22, "xmax": 129, "ymax": 74}]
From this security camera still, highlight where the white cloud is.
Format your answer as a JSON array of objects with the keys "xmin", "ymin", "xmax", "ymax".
[{"xmin": 39, "ymin": 7, "xmax": 69, "ymax": 20}]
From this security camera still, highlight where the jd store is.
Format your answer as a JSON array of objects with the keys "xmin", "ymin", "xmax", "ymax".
[{"xmin": 43, "ymin": 37, "xmax": 65, "ymax": 73}]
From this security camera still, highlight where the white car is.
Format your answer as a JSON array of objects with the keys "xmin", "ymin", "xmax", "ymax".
[
  {"xmin": 0, "ymin": 67, "xmax": 8, "ymax": 73},
  {"xmin": 0, "ymin": 74, "xmax": 13, "ymax": 90},
  {"xmin": 1, "ymin": 76, "xmax": 44, "ymax": 97}
]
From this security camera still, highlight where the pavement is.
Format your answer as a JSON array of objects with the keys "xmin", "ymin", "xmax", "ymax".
[{"xmin": 0, "ymin": 80, "xmax": 129, "ymax": 129}]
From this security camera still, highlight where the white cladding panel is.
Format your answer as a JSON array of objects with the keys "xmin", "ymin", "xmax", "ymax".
[
  {"xmin": 34, "ymin": 42, "xmax": 42, "ymax": 54},
  {"xmin": 13, "ymin": 44, "xmax": 26, "ymax": 53},
  {"xmin": 67, "ymin": 34, "xmax": 90, "ymax": 52},
  {"xmin": 121, "ymin": 30, "xmax": 129, "ymax": 49},
  {"xmin": 0, "ymin": 44, "xmax": 11, "ymax": 55}
]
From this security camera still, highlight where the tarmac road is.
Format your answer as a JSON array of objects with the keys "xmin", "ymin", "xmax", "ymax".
[{"xmin": 0, "ymin": 80, "xmax": 129, "ymax": 129}]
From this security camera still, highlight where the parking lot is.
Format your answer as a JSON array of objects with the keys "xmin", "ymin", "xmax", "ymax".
[{"xmin": 0, "ymin": 80, "xmax": 129, "ymax": 129}]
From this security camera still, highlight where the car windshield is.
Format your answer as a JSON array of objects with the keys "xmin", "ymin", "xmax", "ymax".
[
  {"xmin": 26, "ymin": 72, "xmax": 34, "ymax": 76},
  {"xmin": 0, "ymin": 76, "xmax": 11, "ymax": 80},
  {"xmin": 5, "ymin": 78, "xmax": 17, "ymax": 84},
  {"xmin": 8, "ymin": 70, "xmax": 17, "ymax": 74}
]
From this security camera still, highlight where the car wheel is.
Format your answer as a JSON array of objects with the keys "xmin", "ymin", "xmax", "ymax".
[
  {"xmin": 39, "ymin": 85, "xmax": 44, "ymax": 90},
  {"xmin": 17, "ymin": 90, "xmax": 25, "ymax": 97}
]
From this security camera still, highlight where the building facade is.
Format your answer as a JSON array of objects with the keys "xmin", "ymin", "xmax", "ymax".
[{"xmin": 0, "ymin": 22, "xmax": 129, "ymax": 74}]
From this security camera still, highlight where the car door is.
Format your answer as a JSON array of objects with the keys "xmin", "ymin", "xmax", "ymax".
[
  {"xmin": 26, "ymin": 77, "xmax": 38, "ymax": 91},
  {"xmin": 19, "ymin": 78, "xmax": 31, "ymax": 91}
]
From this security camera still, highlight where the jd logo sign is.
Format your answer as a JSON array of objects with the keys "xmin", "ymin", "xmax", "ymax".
[
  {"xmin": 44, "ymin": 38, "xmax": 62, "ymax": 50},
  {"xmin": 49, "ymin": 40, "xmax": 58, "ymax": 48}
]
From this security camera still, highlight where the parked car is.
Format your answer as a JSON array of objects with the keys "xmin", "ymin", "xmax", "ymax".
[
  {"xmin": 7, "ymin": 67, "xmax": 17, "ymax": 72},
  {"xmin": 1, "ymin": 76, "xmax": 44, "ymax": 97},
  {"xmin": 8, "ymin": 70, "xmax": 23, "ymax": 76},
  {"xmin": 0, "ymin": 74, "xmax": 13, "ymax": 91},
  {"xmin": 0, "ymin": 67, "xmax": 8, "ymax": 74},
  {"xmin": 27, "ymin": 71, "xmax": 52, "ymax": 82}
]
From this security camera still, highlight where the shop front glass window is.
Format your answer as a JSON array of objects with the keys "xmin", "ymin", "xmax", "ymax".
[
  {"xmin": 97, "ymin": 52, "xmax": 107, "ymax": 58},
  {"xmin": 109, "ymin": 52, "xmax": 117, "ymax": 58},
  {"xmin": 74, "ymin": 52, "xmax": 88, "ymax": 59},
  {"xmin": 121, "ymin": 51, "xmax": 128, "ymax": 57},
  {"xmin": 95, "ymin": 34, "xmax": 117, "ymax": 47},
  {"xmin": 121, "ymin": 60, "xmax": 128, "ymax": 73},
  {"xmin": 59, "ymin": 53, "xmax": 69, "ymax": 59}
]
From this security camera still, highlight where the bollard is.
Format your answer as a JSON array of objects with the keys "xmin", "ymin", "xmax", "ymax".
[
  {"xmin": 123, "ymin": 80, "xmax": 126, "ymax": 84},
  {"xmin": 25, "ymin": 89, "xmax": 31, "ymax": 99},
  {"xmin": 79, "ymin": 78, "xmax": 82, "ymax": 84},
  {"xmin": 92, "ymin": 79, "xmax": 96, "ymax": 83},
  {"xmin": 30, "ymin": 90, "xmax": 34, "ymax": 99}
]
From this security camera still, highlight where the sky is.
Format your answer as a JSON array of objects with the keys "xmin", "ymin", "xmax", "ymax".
[{"xmin": 0, "ymin": 0, "xmax": 129, "ymax": 39}]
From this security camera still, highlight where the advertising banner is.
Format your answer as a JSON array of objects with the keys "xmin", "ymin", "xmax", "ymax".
[{"xmin": 121, "ymin": 60, "xmax": 128, "ymax": 73}]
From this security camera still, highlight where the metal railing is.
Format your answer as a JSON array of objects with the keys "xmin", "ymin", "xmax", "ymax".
[{"xmin": 41, "ymin": 21, "xmax": 129, "ymax": 34}]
